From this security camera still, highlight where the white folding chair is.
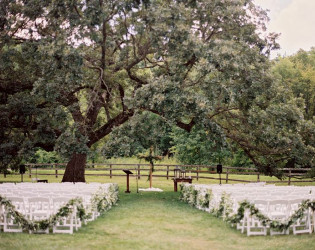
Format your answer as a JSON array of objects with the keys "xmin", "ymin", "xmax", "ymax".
[
  {"xmin": 288, "ymin": 199, "xmax": 303, "ymax": 215},
  {"xmin": 268, "ymin": 200, "xmax": 290, "ymax": 235},
  {"xmin": 52, "ymin": 197, "xmax": 76, "ymax": 234},
  {"xmin": 28, "ymin": 197, "xmax": 51, "ymax": 234},
  {"xmin": 0, "ymin": 204, "xmax": 6, "ymax": 231},
  {"xmin": 6, "ymin": 197, "xmax": 27, "ymax": 215},
  {"xmin": 245, "ymin": 210, "xmax": 267, "ymax": 236},
  {"xmin": 292, "ymin": 207, "xmax": 312, "ymax": 235},
  {"xmin": 242, "ymin": 200, "xmax": 268, "ymax": 236},
  {"xmin": 3, "ymin": 197, "xmax": 26, "ymax": 233}
]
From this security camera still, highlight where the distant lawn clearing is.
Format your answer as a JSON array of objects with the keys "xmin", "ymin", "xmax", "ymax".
[
  {"xmin": 2, "ymin": 164, "xmax": 315, "ymax": 186},
  {"xmin": 1, "ymin": 177, "xmax": 315, "ymax": 249}
]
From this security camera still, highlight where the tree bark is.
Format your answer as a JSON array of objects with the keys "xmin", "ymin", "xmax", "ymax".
[{"xmin": 62, "ymin": 153, "xmax": 87, "ymax": 182}]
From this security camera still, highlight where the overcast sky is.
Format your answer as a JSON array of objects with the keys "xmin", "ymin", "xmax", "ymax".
[{"xmin": 253, "ymin": 0, "xmax": 315, "ymax": 58}]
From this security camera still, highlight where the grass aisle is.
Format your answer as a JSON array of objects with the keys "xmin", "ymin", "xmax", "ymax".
[{"xmin": 1, "ymin": 189, "xmax": 315, "ymax": 250}]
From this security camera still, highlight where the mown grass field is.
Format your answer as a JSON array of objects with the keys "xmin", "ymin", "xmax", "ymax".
[{"xmin": 1, "ymin": 162, "xmax": 315, "ymax": 250}]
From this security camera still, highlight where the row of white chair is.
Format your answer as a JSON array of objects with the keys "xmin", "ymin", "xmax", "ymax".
[
  {"xmin": 182, "ymin": 183, "xmax": 315, "ymax": 236},
  {"xmin": 237, "ymin": 199, "xmax": 313, "ymax": 236},
  {"xmin": 0, "ymin": 183, "xmax": 118, "ymax": 234},
  {"xmin": 0, "ymin": 196, "xmax": 81, "ymax": 234}
]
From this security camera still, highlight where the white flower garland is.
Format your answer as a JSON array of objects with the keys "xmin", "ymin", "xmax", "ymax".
[
  {"xmin": 0, "ymin": 183, "xmax": 119, "ymax": 233},
  {"xmin": 180, "ymin": 184, "xmax": 315, "ymax": 232}
]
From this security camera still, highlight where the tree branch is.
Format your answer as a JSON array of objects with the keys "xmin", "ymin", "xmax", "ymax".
[
  {"xmin": 127, "ymin": 69, "xmax": 147, "ymax": 88},
  {"xmin": 87, "ymin": 109, "xmax": 134, "ymax": 147},
  {"xmin": 118, "ymin": 84, "xmax": 126, "ymax": 111},
  {"xmin": 145, "ymin": 109, "xmax": 195, "ymax": 132}
]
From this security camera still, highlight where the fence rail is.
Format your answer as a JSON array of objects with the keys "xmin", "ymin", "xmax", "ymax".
[{"xmin": 3, "ymin": 163, "xmax": 309, "ymax": 185}]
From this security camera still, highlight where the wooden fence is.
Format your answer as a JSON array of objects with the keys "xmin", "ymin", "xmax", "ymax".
[{"xmin": 9, "ymin": 163, "xmax": 312, "ymax": 185}]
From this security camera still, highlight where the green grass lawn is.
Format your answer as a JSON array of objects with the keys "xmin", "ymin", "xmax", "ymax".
[{"xmin": 1, "ymin": 174, "xmax": 315, "ymax": 250}]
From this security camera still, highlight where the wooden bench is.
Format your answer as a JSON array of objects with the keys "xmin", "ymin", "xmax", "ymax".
[
  {"xmin": 37, "ymin": 179, "xmax": 48, "ymax": 183},
  {"xmin": 32, "ymin": 178, "xmax": 48, "ymax": 183}
]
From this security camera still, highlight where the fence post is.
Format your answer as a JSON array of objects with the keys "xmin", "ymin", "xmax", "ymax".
[
  {"xmin": 226, "ymin": 168, "xmax": 229, "ymax": 183},
  {"xmin": 4, "ymin": 172, "xmax": 6, "ymax": 178},
  {"xmin": 137, "ymin": 164, "xmax": 140, "ymax": 179},
  {"xmin": 29, "ymin": 166, "xmax": 32, "ymax": 178},
  {"xmin": 288, "ymin": 170, "xmax": 291, "ymax": 185},
  {"xmin": 257, "ymin": 172, "xmax": 260, "ymax": 182},
  {"xmin": 166, "ymin": 166, "xmax": 169, "ymax": 180},
  {"xmin": 197, "ymin": 166, "xmax": 199, "ymax": 181},
  {"xmin": 55, "ymin": 169, "xmax": 58, "ymax": 178},
  {"xmin": 110, "ymin": 164, "xmax": 112, "ymax": 179}
]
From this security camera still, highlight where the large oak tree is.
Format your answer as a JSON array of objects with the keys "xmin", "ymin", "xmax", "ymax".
[{"xmin": 2, "ymin": 0, "xmax": 297, "ymax": 181}]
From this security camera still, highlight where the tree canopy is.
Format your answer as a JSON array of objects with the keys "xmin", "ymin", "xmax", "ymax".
[
  {"xmin": 1, "ymin": 0, "xmax": 313, "ymax": 181},
  {"xmin": 273, "ymin": 48, "xmax": 315, "ymax": 121}
]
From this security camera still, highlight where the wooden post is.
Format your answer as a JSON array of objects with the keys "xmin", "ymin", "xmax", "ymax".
[
  {"xmin": 197, "ymin": 166, "xmax": 199, "ymax": 181},
  {"xmin": 4, "ymin": 172, "xmax": 6, "ymax": 178},
  {"xmin": 288, "ymin": 170, "xmax": 291, "ymax": 186},
  {"xmin": 123, "ymin": 170, "xmax": 132, "ymax": 193},
  {"xmin": 126, "ymin": 172, "xmax": 130, "ymax": 193},
  {"xmin": 29, "ymin": 166, "xmax": 32, "ymax": 178},
  {"xmin": 174, "ymin": 179, "xmax": 178, "ymax": 192},
  {"xmin": 110, "ymin": 164, "xmax": 112, "ymax": 179},
  {"xmin": 149, "ymin": 163, "xmax": 153, "ymax": 188},
  {"xmin": 226, "ymin": 168, "xmax": 229, "ymax": 183},
  {"xmin": 166, "ymin": 166, "xmax": 169, "ymax": 180},
  {"xmin": 55, "ymin": 169, "xmax": 58, "ymax": 178},
  {"xmin": 137, "ymin": 164, "xmax": 140, "ymax": 179},
  {"xmin": 257, "ymin": 172, "xmax": 260, "ymax": 182}
]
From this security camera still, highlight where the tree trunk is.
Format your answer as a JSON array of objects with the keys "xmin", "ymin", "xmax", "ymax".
[{"xmin": 62, "ymin": 153, "xmax": 87, "ymax": 182}]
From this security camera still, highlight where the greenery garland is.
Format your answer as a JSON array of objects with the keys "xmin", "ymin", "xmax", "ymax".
[
  {"xmin": 198, "ymin": 190, "xmax": 212, "ymax": 209},
  {"xmin": 0, "ymin": 184, "xmax": 119, "ymax": 233},
  {"xmin": 180, "ymin": 184, "xmax": 315, "ymax": 233},
  {"xmin": 227, "ymin": 200, "xmax": 315, "ymax": 231},
  {"xmin": 91, "ymin": 185, "xmax": 119, "ymax": 213},
  {"xmin": 180, "ymin": 184, "xmax": 197, "ymax": 206},
  {"xmin": 213, "ymin": 192, "xmax": 233, "ymax": 219},
  {"xmin": 0, "ymin": 196, "xmax": 87, "ymax": 232}
]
